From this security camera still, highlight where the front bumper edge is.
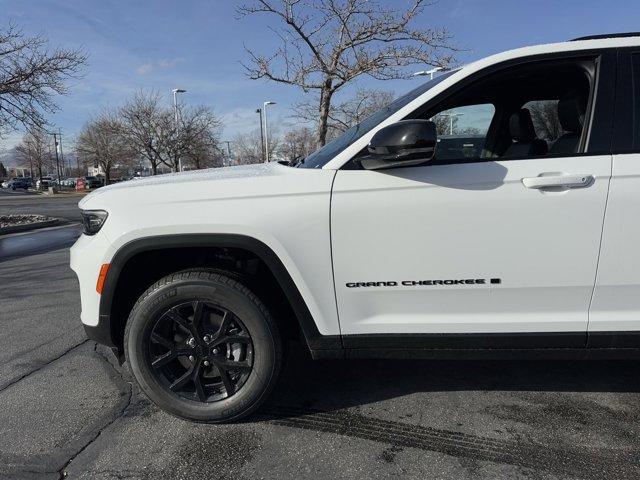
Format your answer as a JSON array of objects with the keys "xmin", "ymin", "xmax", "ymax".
[{"xmin": 83, "ymin": 314, "xmax": 115, "ymax": 347}]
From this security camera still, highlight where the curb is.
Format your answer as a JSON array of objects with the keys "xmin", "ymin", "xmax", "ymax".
[{"xmin": 0, "ymin": 218, "xmax": 61, "ymax": 236}]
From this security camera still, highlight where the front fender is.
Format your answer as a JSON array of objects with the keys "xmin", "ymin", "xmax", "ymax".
[{"xmin": 98, "ymin": 233, "xmax": 341, "ymax": 352}]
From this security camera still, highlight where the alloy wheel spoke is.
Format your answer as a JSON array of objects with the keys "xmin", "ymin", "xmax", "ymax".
[
  {"xmin": 150, "ymin": 332, "xmax": 174, "ymax": 350},
  {"xmin": 151, "ymin": 348, "xmax": 191, "ymax": 368},
  {"xmin": 211, "ymin": 334, "xmax": 251, "ymax": 347},
  {"xmin": 192, "ymin": 361, "xmax": 207, "ymax": 401},
  {"xmin": 191, "ymin": 301, "xmax": 206, "ymax": 339},
  {"xmin": 218, "ymin": 366, "xmax": 235, "ymax": 395},
  {"xmin": 169, "ymin": 365, "xmax": 194, "ymax": 391},
  {"xmin": 213, "ymin": 358, "xmax": 252, "ymax": 372},
  {"xmin": 214, "ymin": 310, "xmax": 234, "ymax": 340},
  {"xmin": 152, "ymin": 350, "xmax": 176, "ymax": 368},
  {"xmin": 166, "ymin": 310, "xmax": 194, "ymax": 336}
]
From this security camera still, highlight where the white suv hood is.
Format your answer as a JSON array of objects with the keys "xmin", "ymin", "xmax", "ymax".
[{"xmin": 79, "ymin": 162, "xmax": 294, "ymax": 209}]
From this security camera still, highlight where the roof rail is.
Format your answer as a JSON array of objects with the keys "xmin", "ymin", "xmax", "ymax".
[{"xmin": 572, "ymin": 32, "xmax": 640, "ymax": 41}]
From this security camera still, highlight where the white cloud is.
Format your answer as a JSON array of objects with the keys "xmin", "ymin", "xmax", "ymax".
[
  {"xmin": 0, "ymin": 131, "xmax": 24, "ymax": 152},
  {"xmin": 0, "ymin": 131, "xmax": 26, "ymax": 167},
  {"xmin": 135, "ymin": 63, "xmax": 154, "ymax": 75},
  {"xmin": 220, "ymin": 107, "xmax": 292, "ymax": 139},
  {"xmin": 220, "ymin": 107, "xmax": 262, "ymax": 137},
  {"xmin": 158, "ymin": 58, "xmax": 181, "ymax": 68},
  {"xmin": 135, "ymin": 57, "xmax": 184, "ymax": 75}
]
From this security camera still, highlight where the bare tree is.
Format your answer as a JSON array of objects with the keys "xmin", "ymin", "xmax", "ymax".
[
  {"xmin": 120, "ymin": 92, "xmax": 223, "ymax": 173},
  {"xmin": 0, "ymin": 22, "xmax": 86, "ymax": 134},
  {"xmin": 120, "ymin": 91, "xmax": 165, "ymax": 175},
  {"xmin": 232, "ymin": 130, "xmax": 262, "ymax": 165},
  {"xmin": 77, "ymin": 112, "xmax": 133, "ymax": 185},
  {"xmin": 156, "ymin": 105, "xmax": 223, "ymax": 172},
  {"xmin": 331, "ymin": 88, "xmax": 395, "ymax": 133},
  {"xmin": 15, "ymin": 127, "xmax": 50, "ymax": 181},
  {"xmin": 232, "ymin": 127, "xmax": 280, "ymax": 165},
  {"xmin": 432, "ymin": 113, "xmax": 458, "ymax": 136},
  {"xmin": 293, "ymin": 87, "xmax": 394, "ymax": 140},
  {"xmin": 279, "ymin": 126, "xmax": 316, "ymax": 162},
  {"xmin": 184, "ymin": 131, "xmax": 226, "ymax": 170},
  {"xmin": 239, "ymin": 0, "xmax": 455, "ymax": 146}
]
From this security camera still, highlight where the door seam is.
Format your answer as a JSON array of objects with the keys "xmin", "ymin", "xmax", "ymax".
[
  {"xmin": 586, "ymin": 155, "xmax": 613, "ymax": 339},
  {"xmin": 327, "ymin": 170, "xmax": 344, "ymax": 347}
]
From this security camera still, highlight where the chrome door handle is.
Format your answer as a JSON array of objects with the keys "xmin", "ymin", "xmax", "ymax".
[{"xmin": 522, "ymin": 174, "xmax": 594, "ymax": 190}]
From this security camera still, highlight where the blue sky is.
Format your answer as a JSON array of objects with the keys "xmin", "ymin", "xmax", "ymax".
[{"xmin": 1, "ymin": 0, "xmax": 640, "ymax": 152}]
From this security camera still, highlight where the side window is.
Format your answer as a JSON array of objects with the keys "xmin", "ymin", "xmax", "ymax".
[
  {"xmin": 414, "ymin": 56, "xmax": 596, "ymax": 164},
  {"xmin": 430, "ymin": 104, "xmax": 495, "ymax": 161}
]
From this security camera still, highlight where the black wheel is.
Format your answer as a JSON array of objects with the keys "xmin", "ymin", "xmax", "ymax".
[{"xmin": 124, "ymin": 269, "xmax": 282, "ymax": 423}]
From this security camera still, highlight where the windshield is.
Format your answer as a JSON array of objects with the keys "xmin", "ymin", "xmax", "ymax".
[{"xmin": 297, "ymin": 71, "xmax": 455, "ymax": 169}]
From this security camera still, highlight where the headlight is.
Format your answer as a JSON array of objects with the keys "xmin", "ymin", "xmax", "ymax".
[{"xmin": 81, "ymin": 210, "xmax": 108, "ymax": 236}]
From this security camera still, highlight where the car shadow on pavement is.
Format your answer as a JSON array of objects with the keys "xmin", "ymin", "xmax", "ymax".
[
  {"xmin": 270, "ymin": 344, "xmax": 640, "ymax": 407},
  {"xmin": 256, "ymin": 345, "xmax": 640, "ymax": 479},
  {"xmin": 261, "ymin": 342, "xmax": 640, "ymax": 423},
  {"xmin": 0, "ymin": 225, "xmax": 80, "ymax": 263}
]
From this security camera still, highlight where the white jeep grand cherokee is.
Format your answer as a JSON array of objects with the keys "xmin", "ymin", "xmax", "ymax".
[{"xmin": 72, "ymin": 33, "xmax": 640, "ymax": 422}]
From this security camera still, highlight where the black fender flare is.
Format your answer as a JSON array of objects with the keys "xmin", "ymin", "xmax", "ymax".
[{"xmin": 90, "ymin": 233, "xmax": 341, "ymax": 353}]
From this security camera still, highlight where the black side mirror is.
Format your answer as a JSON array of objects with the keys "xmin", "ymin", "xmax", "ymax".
[{"xmin": 361, "ymin": 120, "xmax": 437, "ymax": 170}]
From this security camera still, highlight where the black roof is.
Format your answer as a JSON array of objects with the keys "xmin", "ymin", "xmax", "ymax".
[{"xmin": 572, "ymin": 32, "xmax": 640, "ymax": 41}]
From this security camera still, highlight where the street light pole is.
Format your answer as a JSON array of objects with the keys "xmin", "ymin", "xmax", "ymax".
[
  {"xmin": 437, "ymin": 112, "xmax": 464, "ymax": 135},
  {"xmin": 220, "ymin": 140, "xmax": 232, "ymax": 167},
  {"xmin": 172, "ymin": 88, "xmax": 187, "ymax": 172},
  {"xmin": 263, "ymin": 101, "xmax": 276, "ymax": 162},
  {"xmin": 412, "ymin": 67, "xmax": 443, "ymax": 80},
  {"xmin": 449, "ymin": 112, "xmax": 463, "ymax": 135},
  {"xmin": 256, "ymin": 108, "xmax": 265, "ymax": 162},
  {"xmin": 57, "ymin": 128, "xmax": 66, "ymax": 176},
  {"xmin": 49, "ymin": 132, "xmax": 61, "ymax": 182}
]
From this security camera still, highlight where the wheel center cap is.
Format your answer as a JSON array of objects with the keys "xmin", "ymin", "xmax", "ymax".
[{"xmin": 195, "ymin": 345, "xmax": 206, "ymax": 357}]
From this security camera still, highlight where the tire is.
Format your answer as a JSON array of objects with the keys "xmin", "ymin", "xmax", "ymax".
[{"xmin": 124, "ymin": 269, "xmax": 282, "ymax": 423}]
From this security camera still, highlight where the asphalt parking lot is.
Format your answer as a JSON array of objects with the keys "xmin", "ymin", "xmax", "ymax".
[
  {"xmin": 2, "ymin": 196, "xmax": 640, "ymax": 479},
  {"xmin": 0, "ymin": 188, "xmax": 84, "ymax": 222}
]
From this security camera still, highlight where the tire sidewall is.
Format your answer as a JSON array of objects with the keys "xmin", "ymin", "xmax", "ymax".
[{"xmin": 126, "ymin": 276, "xmax": 278, "ymax": 422}]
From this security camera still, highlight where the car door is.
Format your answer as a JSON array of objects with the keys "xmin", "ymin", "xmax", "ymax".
[
  {"xmin": 589, "ymin": 48, "xmax": 640, "ymax": 345},
  {"xmin": 331, "ymin": 52, "xmax": 615, "ymax": 349}
]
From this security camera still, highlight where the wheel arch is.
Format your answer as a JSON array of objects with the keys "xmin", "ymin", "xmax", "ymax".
[{"xmin": 93, "ymin": 234, "xmax": 341, "ymax": 358}]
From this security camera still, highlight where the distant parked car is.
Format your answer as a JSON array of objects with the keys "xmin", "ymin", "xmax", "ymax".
[
  {"xmin": 2, "ymin": 178, "xmax": 29, "ymax": 190},
  {"xmin": 36, "ymin": 177, "xmax": 54, "ymax": 190},
  {"xmin": 2, "ymin": 178, "xmax": 16, "ymax": 188},
  {"xmin": 84, "ymin": 176, "xmax": 102, "ymax": 189},
  {"xmin": 60, "ymin": 178, "xmax": 76, "ymax": 188}
]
